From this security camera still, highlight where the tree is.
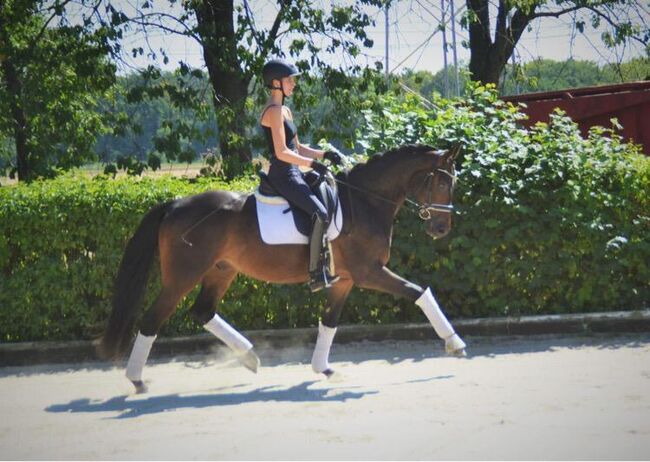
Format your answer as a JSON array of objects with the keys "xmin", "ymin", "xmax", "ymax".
[
  {"xmin": 94, "ymin": 70, "xmax": 218, "ymax": 168},
  {"xmin": 400, "ymin": 67, "xmax": 472, "ymax": 98},
  {"xmin": 501, "ymin": 58, "xmax": 607, "ymax": 94},
  {"xmin": 500, "ymin": 56, "xmax": 650, "ymax": 94},
  {"xmin": 463, "ymin": 0, "xmax": 649, "ymax": 86},
  {"xmin": 0, "ymin": 0, "xmax": 118, "ymax": 181},
  {"xmin": 123, "ymin": 0, "xmax": 386, "ymax": 178},
  {"xmin": 602, "ymin": 56, "xmax": 650, "ymax": 81}
]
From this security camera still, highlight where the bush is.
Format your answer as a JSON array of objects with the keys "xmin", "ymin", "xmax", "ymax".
[
  {"xmin": 354, "ymin": 83, "xmax": 649, "ymax": 319},
  {"xmin": 1, "ymin": 83, "xmax": 647, "ymax": 342},
  {"xmin": 0, "ymin": 174, "xmax": 347, "ymax": 342}
]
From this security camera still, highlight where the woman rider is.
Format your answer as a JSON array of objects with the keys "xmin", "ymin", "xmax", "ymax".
[{"xmin": 260, "ymin": 58, "xmax": 345, "ymax": 292}]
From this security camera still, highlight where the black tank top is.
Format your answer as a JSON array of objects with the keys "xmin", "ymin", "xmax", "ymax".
[{"xmin": 260, "ymin": 105, "xmax": 297, "ymax": 168}]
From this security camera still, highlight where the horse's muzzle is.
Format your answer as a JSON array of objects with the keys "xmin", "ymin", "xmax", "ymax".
[{"xmin": 427, "ymin": 218, "xmax": 451, "ymax": 239}]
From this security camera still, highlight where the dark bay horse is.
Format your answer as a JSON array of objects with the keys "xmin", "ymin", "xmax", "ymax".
[{"xmin": 99, "ymin": 144, "xmax": 466, "ymax": 393}]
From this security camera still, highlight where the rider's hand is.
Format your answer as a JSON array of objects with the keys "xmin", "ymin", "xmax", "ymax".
[
  {"xmin": 310, "ymin": 160, "xmax": 330, "ymax": 176},
  {"xmin": 324, "ymin": 149, "xmax": 345, "ymax": 166}
]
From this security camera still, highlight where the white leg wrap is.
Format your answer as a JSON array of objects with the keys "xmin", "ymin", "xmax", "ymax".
[
  {"xmin": 125, "ymin": 332, "xmax": 156, "ymax": 382},
  {"xmin": 204, "ymin": 313, "xmax": 253, "ymax": 354},
  {"xmin": 445, "ymin": 333, "xmax": 467, "ymax": 353},
  {"xmin": 311, "ymin": 321, "xmax": 337, "ymax": 373},
  {"xmin": 415, "ymin": 287, "xmax": 456, "ymax": 339}
]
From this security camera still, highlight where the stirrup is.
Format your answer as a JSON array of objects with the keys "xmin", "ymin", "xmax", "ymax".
[{"xmin": 309, "ymin": 270, "xmax": 340, "ymax": 292}]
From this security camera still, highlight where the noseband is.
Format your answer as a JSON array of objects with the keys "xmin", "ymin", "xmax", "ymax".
[{"xmin": 409, "ymin": 167, "xmax": 456, "ymax": 221}]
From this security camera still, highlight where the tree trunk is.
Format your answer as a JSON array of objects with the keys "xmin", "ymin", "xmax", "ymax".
[
  {"xmin": 469, "ymin": 53, "xmax": 506, "ymax": 86},
  {"xmin": 466, "ymin": 0, "xmax": 533, "ymax": 87},
  {"xmin": 0, "ymin": 15, "xmax": 30, "ymax": 182},
  {"xmin": 466, "ymin": 0, "xmax": 495, "ymax": 84},
  {"xmin": 0, "ymin": 57, "xmax": 31, "ymax": 181},
  {"xmin": 193, "ymin": 0, "xmax": 252, "ymax": 179}
]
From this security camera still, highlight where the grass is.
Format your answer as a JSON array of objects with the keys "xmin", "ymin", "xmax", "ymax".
[
  {"xmin": 1, "ymin": 155, "xmax": 273, "ymax": 186},
  {"xmin": 1, "ymin": 161, "xmax": 209, "ymax": 186},
  {"xmin": 84, "ymin": 161, "xmax": 207, "ymax": 177}
]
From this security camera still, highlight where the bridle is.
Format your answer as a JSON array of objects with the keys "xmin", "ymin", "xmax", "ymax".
[
  {"xmin": 334, "ymin": 164, "xmax": 456, "ymax": 222},
  {"xmin": 411, "ymin": 167, "xmax": 456, "ymax": 220}
]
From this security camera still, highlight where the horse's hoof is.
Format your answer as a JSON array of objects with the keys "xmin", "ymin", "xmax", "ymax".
[
  {"xmin": 239, "ymin": 349, "xmax": 260, "ymax": 373},
  {"xmin": 322, "ymin": 369, "xmax": 345, "ymax": 382},
  {"xmin": 449, "ymin": 348, "xmax": 467, "ymax": 357},
  {"xmin": 131, "ymin": 380, "xmax": 148, "ymax": 394},
  {"xmin": 445, "ymin": 333, "xmax": 467, "ymax": 357}
]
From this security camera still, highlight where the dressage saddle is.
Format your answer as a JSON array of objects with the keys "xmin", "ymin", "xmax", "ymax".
[{"xmin": 257, "ymin": 170, "xmax": 339, "ymax": 236}]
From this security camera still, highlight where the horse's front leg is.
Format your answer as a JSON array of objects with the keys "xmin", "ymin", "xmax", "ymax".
[
  {"xmin": 355, "ymin": 265, "xmax": 466, "ymax": 356},
  {"xmin": 311, "ymin": 278, "xmax": 354, "ymax": 377}
]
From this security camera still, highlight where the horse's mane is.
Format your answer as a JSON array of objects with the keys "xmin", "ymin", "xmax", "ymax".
[{"xmin": 347, "ymin": 144, "xmax": 436, "ymax": 184}]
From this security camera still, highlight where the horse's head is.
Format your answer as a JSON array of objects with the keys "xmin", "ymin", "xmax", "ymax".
[{"xmin": 408, "ymin": 145, "xmax": 460, "ymax": 239}]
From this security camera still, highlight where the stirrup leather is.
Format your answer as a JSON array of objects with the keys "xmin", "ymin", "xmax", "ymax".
[{"xmin": 308, "ymin": 215, "xmax": 339, "ymax": 292}]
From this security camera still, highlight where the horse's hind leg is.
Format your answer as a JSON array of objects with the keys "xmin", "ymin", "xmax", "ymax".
[
  {"xmin": 312, "ymin": 278, "xmax": 354, "ymax": 377},
  {"xmin": 126, "ymin": 240, "xmax": 212, "ymax": 393},
  {"xmin": 189, "ymin": 264, "xmax": 260, "ymax": 373}
]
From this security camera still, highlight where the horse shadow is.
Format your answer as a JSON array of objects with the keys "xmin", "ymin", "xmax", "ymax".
[{"xmin": 45, "ymin": 380, "xmax": 378, "ymax": 419}]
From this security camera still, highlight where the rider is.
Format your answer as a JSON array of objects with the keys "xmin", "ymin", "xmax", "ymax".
[{"xmin": 260, "ymin": 58, "xmax": 345, "ymax": 292}]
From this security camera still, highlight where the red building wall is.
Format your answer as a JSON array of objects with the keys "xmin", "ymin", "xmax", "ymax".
[{"xmin": 502, "ymin": 81, "xmax": 650, "ymax": 155}]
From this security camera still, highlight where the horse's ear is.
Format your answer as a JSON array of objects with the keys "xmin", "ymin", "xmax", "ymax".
[{"xmin": 447, "ymin": 144, "xmax": 461, "ymax": 161}]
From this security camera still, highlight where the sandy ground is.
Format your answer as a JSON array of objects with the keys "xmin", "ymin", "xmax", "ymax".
[{"xmin": 0, "ymin": 334, "xmax": 649, "ymax": 460}]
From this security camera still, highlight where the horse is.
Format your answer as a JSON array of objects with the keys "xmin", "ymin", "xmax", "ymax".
[{"xmin": 98, "ymin": 144, "xmax": 467, "ymax": 393}]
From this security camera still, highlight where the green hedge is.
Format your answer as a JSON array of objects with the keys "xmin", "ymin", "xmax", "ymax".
[
  {"xmin": 0, "ymin": 174, "xmax": 359, "ymax": 342},
  {"xmin": 1, "ymin": 85, "xmax": 648, "ymax": 342},
  {"xmin": 357, "ymin": 84, "xmax": 649, "ymax": 318}
]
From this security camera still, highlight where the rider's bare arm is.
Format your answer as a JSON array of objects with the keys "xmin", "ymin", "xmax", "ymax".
[{"xmin": 296, "ymin": 141, "xmax": 325, "ymax": 160}]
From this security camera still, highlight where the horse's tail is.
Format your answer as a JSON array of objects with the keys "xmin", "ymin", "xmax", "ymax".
[{"xmin": 97, "ymin": 201, "xmax": 173, "ymax": 360}]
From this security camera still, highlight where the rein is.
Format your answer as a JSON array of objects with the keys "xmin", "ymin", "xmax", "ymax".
[
  {"xmin": 180, "ymin": 161, "xmax": 455, "ymax": 247},
  {"xmin": 334, "ymin": 167, "xmax": 455, "ymax": 222}
]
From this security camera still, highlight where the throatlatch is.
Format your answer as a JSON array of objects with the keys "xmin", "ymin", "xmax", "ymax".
[{"xmin": 308, "ymin": 214, "xmax": 339, "ymax": 292}]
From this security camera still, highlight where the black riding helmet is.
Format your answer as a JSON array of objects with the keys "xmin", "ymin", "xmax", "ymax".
[{"xmin": 262, "ymin": 59, "xmax": 301, "ymax": 95}]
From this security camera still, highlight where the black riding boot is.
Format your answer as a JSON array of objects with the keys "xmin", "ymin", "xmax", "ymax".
[{"xmin": 308, "ymin": 214, "xmax": 339, "ymax": 292}]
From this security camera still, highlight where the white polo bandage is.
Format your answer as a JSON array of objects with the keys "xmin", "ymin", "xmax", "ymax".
[
  {"xmin": 415, "ymin": 287, "xmax": 456, "ymax": 340},
  {"xmin": 125, "ymin": 332, "xmax": 156, "ymax": 382},
  {"xmin": 311, "ymin": 321, "xmax": 337, "ymax": 373},
  {"xmin": 204, "ymin": 313, "xmax": 253, "ymax": 353}
]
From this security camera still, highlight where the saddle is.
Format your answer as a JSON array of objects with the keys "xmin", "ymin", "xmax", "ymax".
[{"xmin": 254, "ymin": 170, "xmax": 343, "ymax": 245}]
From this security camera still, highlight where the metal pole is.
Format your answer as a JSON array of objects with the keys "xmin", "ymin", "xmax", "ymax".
[
  {"xmin": 450, "ymin": 0, "xmax": 460, "ymax": 96},
  {"xmin": 508, "ymin": 13, "xmax": 520, "ymax": 95},
  {"xmin": 385, "ymin": 3, "xmax": 389, "ymax": 77},
  {"xmin": 511, "ymin": 51, "xmax": 519, "ymax": 94},
  {"xmin": 441, "ymin": 0, "xmax": 449, "ymax": 98}
]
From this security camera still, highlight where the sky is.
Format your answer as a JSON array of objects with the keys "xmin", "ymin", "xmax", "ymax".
[{"xmin": 112, "ymin": 0, "xmax": 648, "ymax": 76}]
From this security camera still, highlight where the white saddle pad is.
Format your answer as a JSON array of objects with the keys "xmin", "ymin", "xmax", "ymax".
[{"xmin": 254, "ymin": 190, "xmax": 343, "ymax": 245}]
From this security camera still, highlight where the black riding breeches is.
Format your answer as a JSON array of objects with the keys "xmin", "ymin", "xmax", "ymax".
[{"xmin": 267, "ymin": 164, "xmax": 328, "ymax": 222}]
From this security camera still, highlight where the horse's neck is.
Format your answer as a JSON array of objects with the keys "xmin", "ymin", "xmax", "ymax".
[{"xmin": 350, "ymin": 156, "xmax": 424, "ymax": 213}]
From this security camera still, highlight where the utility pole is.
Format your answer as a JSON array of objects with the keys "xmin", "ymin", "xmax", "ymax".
[
  {"xmin": 385, "ymin": 3, "xmax": 389, "ymax": 77},
  {"xmin": 449, "ymin": 0, "xmax": 460, "ymax": 96},
  {"xmin": 441, "ymin": 0, "xmax": 449, "ymax": 97},
  {"xmin": 507, "ymin": 12, "xmax": 519, "ymax": 95}
]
